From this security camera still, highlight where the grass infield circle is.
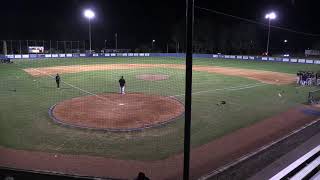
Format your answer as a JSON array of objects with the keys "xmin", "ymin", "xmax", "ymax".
[{"xmin": 49, "ymin": 93, "xmax": 184, "ymax": 132}]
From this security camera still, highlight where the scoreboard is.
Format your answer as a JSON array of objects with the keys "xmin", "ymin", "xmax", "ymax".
[{"xmin": 28, "ymin": 46, "xmax": 44, "ymax": 53}]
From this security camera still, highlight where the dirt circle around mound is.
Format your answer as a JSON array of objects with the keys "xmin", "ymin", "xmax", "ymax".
[
  {"xmin": 49, "ymin": 93, "xmax": 184, "ymax": 132},
  {"xmin": 136, "ymin": 74, "xmax": 170, "ymax": 81}
]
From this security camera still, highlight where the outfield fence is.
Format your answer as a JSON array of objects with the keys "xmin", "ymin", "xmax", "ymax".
[{"xmin": 4, "ymin": 53, "xmax": 320, "ymax": 65}]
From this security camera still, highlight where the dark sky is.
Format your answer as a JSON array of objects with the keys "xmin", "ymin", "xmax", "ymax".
[{"xmin": 1, "ymin": 0, "xmax": 320, "ymax": 50}]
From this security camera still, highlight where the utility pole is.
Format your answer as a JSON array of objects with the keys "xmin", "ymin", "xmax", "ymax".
[
  {"xmin": 19, "ymin": 40, "xmax": 22, "ymax": 54},
  {"xmin": 78, "ymin": 41, "xmax": 80, "ymax": 53},
  {"xmin": 49, "ymin": 40, "xmax": 52, "ymax": 54},
  {"xmin": 10, "ymin": 40, "xmax": 13, "ymax": 54},
  {"xmin": 83, "ymin": 40, "xmax": 86, "ymax": 53},
  {"xmin": 64, "ymin": 41, "xmax": 66, "ymax": 53},
  {"xmin": 115, "ymin": 33, "xmax": 118, "ymax": 50},
  {"xmin": 26, "ymin": 40, "xmax": 29, "ymax": 53},
  {"xmin": 56, "ymin": 41, "xmax": 59, "ymax": 53}
]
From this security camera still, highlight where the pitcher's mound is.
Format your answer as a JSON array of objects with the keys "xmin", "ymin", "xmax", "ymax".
[
  {"xmin": 49, "ymin": 93, "xmax": 184, "ymax": 132},
  {"xmin": 136, "ymin": 74, "xmax": 169, "ymax": 81}
]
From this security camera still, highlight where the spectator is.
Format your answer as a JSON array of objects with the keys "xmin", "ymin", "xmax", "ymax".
[
  {"xmin": 135, "ymin": 172, "xmax": 150, "ymax": 180},
  {"xmin": 316, "ymin": 72, "xmax": 320, "ymax": 86}
]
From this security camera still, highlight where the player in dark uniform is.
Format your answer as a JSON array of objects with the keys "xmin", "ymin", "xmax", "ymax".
[
  {"xmin": 119, "ymin": 76, "xmax": 126, "ymax": 94},
  {"xmin": 316, "ymin": 72, "xmax": 320, "ymax": 86},
  {"xmin": 55, "ymin": 74, "xmax": 60, "ymax": 88}
]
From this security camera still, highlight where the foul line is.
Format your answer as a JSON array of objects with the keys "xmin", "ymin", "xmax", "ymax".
[
  {"xmin": 24, "ymin": 67, "xmax": 107, "ymax": 101},
  {"xmin": 170, "ymin": 83, "xmax": 267, "ymax": 98}
]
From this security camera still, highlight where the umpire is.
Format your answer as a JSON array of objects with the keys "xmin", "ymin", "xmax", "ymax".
[{"xmin": 55, "ymin": 74, "xmax": 61, "ymax": 88}]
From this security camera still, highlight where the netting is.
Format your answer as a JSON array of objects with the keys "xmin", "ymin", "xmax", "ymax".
[
  {"xmin": 2, "ymin": 1, "xmax": 320, "ymax": 180},
  {"xmin": 191, "ymin": 3, "xmax": 320, "ymax": 180}
]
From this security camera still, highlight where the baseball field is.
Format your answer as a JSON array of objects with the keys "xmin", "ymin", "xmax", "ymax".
[{"xmin": 1, "ymin": 57, "xmax": 320, "ymax": 179}]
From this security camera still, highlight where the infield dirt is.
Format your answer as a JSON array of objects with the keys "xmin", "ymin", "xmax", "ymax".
[
  {"xmin": 23, "ymin": 64, "xmax": 296, "ymax": 85},
  {"xmin": 51, "ymin": 93, "xmax": 184, "ymax": 131}
]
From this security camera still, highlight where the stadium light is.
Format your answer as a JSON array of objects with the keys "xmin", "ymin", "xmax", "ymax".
[
  {"xmin": 84, "ymin": 9, "xmax": 95, "ymax": 19},
  {"xmin": 265, "ymin": 12, "xmax": 276, "ymax": 56},
  {"xmin": 265, "ymin": 12, "xmax": 276, "ymax": 20},
  {"xmin": 83, "ymin": 9, "xmax": 95, "ymax": 53},
  {"xmin": 152, "ymin": 40, "xmax": 156, "ymax": 51}
]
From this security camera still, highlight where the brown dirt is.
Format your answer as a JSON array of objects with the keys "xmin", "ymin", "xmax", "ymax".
[
  {"xmin": 23, "ymin": 64, "xmax": 295, "ymax": 85},
  {"xmin": 312, "ymin": 104, "xmax": 320, "ymax": 108},
  {"xmin": 1, "ymin": 105, "xmax": 319, "ymax": 179},
  {"xmin": 51, "ymin": 93, "xmax": 184, "ymax": 131},
  {"xmin": 136, "ymin": 74, "xmax": 170, "ymax": 81}
]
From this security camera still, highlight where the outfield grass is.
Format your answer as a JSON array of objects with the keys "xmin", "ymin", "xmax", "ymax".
[
  {"xmin": 14, "ymin": 57, "xmax": 320, "ymax": 74},
  {"xmin": 0, "ymin": 57, "xmax": 319, "ymax": 160}
]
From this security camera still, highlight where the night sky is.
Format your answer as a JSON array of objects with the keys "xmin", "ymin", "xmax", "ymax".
[{"xmin": 1, "ymin": 0, "xmax": 320, "ymax": 51}]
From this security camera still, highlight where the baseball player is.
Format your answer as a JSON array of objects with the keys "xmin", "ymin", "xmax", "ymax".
[
  {"xmin": 55, "ymin": 74, "xmax": 60, "ymax": 88},
  {"xmin": 119, "ymin": 76, "xmax": 126, "ymax": 94}
]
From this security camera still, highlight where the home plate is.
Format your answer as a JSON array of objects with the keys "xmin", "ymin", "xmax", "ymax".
[{"xmin": 119, "ymin": 103, "xmax": 125, "ymax": 106}]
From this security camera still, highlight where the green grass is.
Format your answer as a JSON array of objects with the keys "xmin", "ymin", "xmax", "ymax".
[
  {"xmin": 14, "ymin": 57, "xmax": 320, "ymax": 74},
  {"xmin": 0, "ymin": 57, "xmax": 319, "ymax": 160}
]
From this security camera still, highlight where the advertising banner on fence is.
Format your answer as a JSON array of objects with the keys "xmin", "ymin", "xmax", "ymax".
[{"xmin": 5, "ymin": 52, "xmax": 320, "ymax": 65}]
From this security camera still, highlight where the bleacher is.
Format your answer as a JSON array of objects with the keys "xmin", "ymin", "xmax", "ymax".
[{"xmin": 269, "ymin": 145, "xmax": 320, "ymax": 180}]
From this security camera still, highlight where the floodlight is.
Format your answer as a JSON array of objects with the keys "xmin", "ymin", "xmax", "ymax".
[
  {"xmin": 84, "ymin": 9, "xmax": 95, "ymax": 19},
  {"xmin": 265, "ymin": 12, "xmax": 276, "ymax": 20}
]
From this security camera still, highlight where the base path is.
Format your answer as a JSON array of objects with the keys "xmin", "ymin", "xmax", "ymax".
[
  {"xmin": 1, "ymin": 105, "xmax": 320, "ymax": 179},
  {"xmin": 23, "ymin": 64, "xmax": 296, "ymax": 85},
  {"xmin": 50, "ymin": 93, "xmax": 184, "ymax": 131}
]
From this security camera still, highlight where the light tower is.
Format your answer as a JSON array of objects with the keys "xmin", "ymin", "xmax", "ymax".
[
  {"xmin": 265, "ymin": 12, "xmax": 276, "ymax": 56},
  {"xmin": 84, "ymin": 9, "xmax": 95, "ymax": 53}
]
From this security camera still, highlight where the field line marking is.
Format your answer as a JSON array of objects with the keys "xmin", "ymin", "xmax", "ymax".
[
  {"xmin": 171, "ymin": 83, "xmax": 267, "ymax": 98},
  {"xmin": 198, "ymin": 118, "xmax": 320, "ymax": 180},
  {"xmin": 25, "ymin": 67, "xmax": 108, "ymax": 101}
]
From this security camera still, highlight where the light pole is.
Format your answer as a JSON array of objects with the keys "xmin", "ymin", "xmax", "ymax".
[
  {"xmin": 151, "ymin": 40, "xmax": 155, "ymax": 51},
  {"xmin": 115, "ymin": 33, "xmax": 118, "ymax": 50},
  {"xmin": 265, "ymin": 12, "xmax": 276, "ymax": 56},
  {"xmin": 283, "ymin": 39, "xmax": 288, "ymax": 55},
  {"xmin": 84, "ymin": 9, "xmax": 95, "ymax": 53}
]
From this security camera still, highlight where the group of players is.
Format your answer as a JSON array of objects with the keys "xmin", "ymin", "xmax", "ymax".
[
  {"xmin": 0, "ymin": 56, "xmax": 12, "ymax": 63},
  {"xmin": 296, "ymin": 71, "xmax": 320, "ymax": 86},
  {"xmin": 55, "ymin": 74, "xmax": 126, "ymax": 94}
]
